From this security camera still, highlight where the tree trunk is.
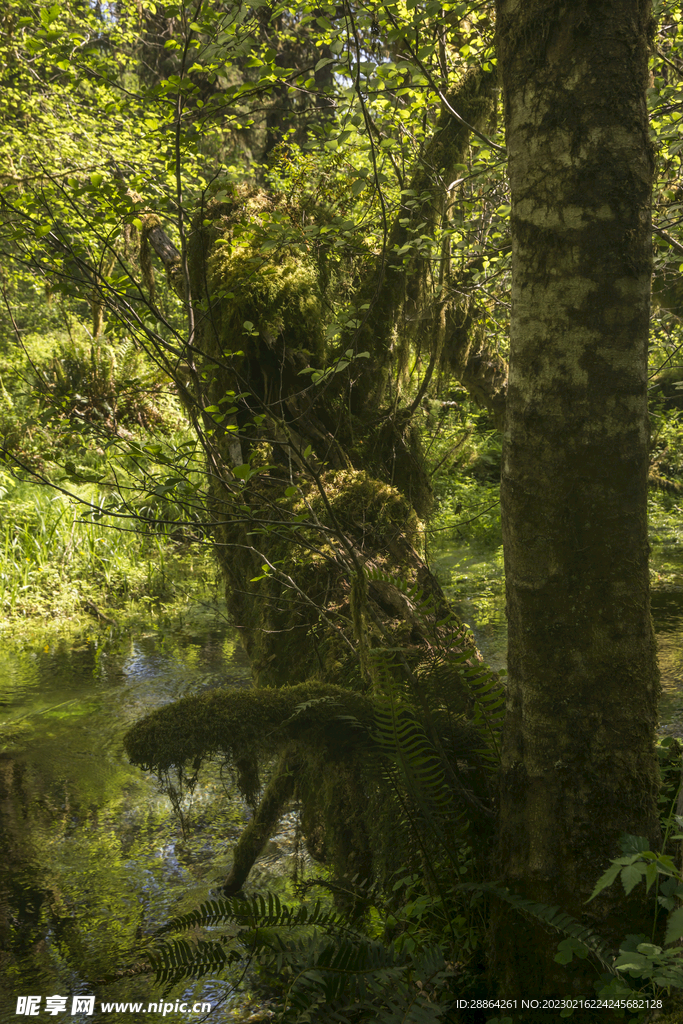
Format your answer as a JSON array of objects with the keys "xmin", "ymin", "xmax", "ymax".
[
  {"xmin": 495, "ymin": 0, "xmax": 660, "ymax": 1001},
  {"xmin": 134, "ymin": 71, "xmax": 509, "ymax": 893}
]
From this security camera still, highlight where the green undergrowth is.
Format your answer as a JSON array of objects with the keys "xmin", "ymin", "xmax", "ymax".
[
  {"xmin": 0, "ymin": 320, "xmax": 185, "ymax": 471},
  {"xmin": 0, "ymin": 478, "xmax": 219, "ymax": 637},
  {"xmin": 649, "ymin": 491, "xmax": 683, "ymax": 589},
  {"xmin": 425, "ymin": 393, "xmax": 502, "ymax": 556},
  {"xmin": 425, "ymin": 390, "xmax": 502, "ymax": 547},
  {"xmin": 430, "ymin": 478, "xmax": 501, "ymax": 549},
  {"xmin": 427, "ymin": 412, "xmax": 504, "ymax": 639}
]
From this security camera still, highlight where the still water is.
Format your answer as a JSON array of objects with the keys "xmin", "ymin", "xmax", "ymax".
[
  {"xmin": 0, "ymin": 603, "xmax": 263, "ymax": 1023},
  {"xmin": 3, "ymin": 545, "xmax": 683, "ymax": 1021}
]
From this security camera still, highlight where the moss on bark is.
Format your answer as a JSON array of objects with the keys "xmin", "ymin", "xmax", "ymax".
[{"xmin": 126, "ymin": 68, "xmax": 506, "ymax": 900}]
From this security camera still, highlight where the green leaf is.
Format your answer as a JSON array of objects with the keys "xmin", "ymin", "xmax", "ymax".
[
  {"xmin": 40, "ymin": 4, "xmax": 61, "ymax": 27},
  {"xmin": 555, "ymin": 937, "xmax": 589, "ymax": 965},
  {"xmin": 620, "ymin": 863, "xmax": 645, "ymax": 896},
  {"xmin": 665, "ymin": 907, "xmax": 683, "ymax": 945},
  {"xmin": 619, "ymin": 834, "xmax": 650, "ymax": 855},
  {"xmin": 587, "ymin": 861, "xmax": 621, "ymax": 901},
  {"xmin": 637, "ymin": 942, "xmax": 663, "ymax": 956},
  {"xmin": 645, "ymin": 860, "xmax": 659, "ymax": 893},
  {"xmin": 615, "ymin": 952, "xmax": 650, "ymax": 972}
]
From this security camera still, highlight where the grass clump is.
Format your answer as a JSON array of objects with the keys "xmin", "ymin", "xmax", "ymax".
[{"xmin": 0, "ymin": 478, "xmax": 217, "ymax": 630}]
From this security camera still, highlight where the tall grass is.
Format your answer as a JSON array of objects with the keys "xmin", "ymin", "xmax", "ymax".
[{"xmin": 0, "ymin": 481, "xmax": 215, "ymax": 623}]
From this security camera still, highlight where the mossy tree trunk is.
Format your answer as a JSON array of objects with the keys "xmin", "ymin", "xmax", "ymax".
[
  {"xmin": 147, "ymin": 67, "xmax": 506, "ymax": 692},
  {"xmin": 138, "ymin": 68, "xmax": 507, "ymax": 893},
  {"xmin": 494, "ymin": 0, "xmax": 660, "ymax": 1001}
]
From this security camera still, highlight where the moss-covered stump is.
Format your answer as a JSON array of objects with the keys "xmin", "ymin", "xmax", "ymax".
[
  {"xmin": 126, "ymin": 186, "xmax": 497, "ymax": 884},
  {"xmin": 179, "ymin": 184, "xmax": 464, "ymax": 692}
]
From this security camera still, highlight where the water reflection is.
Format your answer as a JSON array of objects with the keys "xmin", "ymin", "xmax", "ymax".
[
  {"xmin": 7, "ymin": 545, "xmax": 683, "ymax": 1019},
  {"xmin": 0, "ymin": 603, "xmax": 252, "ymax": 1023}
]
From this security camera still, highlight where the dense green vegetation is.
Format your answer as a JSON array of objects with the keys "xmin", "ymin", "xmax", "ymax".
[{"xmin": 7, "ymin": 0, "xmax": 683, "ymax": 1022}]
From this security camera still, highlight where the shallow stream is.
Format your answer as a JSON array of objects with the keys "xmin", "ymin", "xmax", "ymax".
[
  {"xmin": 3, "ymin": 543, "xmax": 683, "ymax": 1021},
  {"xmin": 0, "ymin": 604, "xmax": 266, "ymax": 1023}
]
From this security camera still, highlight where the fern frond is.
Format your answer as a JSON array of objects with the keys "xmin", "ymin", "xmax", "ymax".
[
  {"xmin": 158, "ymin": 893, "xmax": 343, "ymax": 936},
  {"xmin": 274, "ymin": 933, "xmax": 451, "ymax": 1024},
  {"xmin": 460, "ymin": 881, "xmax": 617, "ymax": 974},
  {"xmin": 464, "ymin": 664, "xmax": 506, "ymax": 764},
  {"xmin": 147, "ymin": 936, "xmax": 240, "ymax": 988},
  {"xmin": 371, "ymin": 702, "xmax": 454, "ymax": 814}
]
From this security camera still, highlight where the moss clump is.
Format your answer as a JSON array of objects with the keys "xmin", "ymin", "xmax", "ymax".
[
  {"xmin": 208, "ymin": 242, "xmax": 324, "ymax": 359},
  {"xmin": 203, "ymin": 465, "xmax": 438, "ymax": 690},
  {"xmin": 311, "ymin": 469, "xmax": 421, "ymax": 555},
  {"xmin": 187, "ymin": 184, "xmax": 325, "ymax": 374},
  {"xmin": 124, "ymin": 681, "xmax": 375, "ymax": 778}
]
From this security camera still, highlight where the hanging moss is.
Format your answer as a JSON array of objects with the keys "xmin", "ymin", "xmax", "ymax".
[{"xmin": 223, "ymin": 750, "xmax": 301, "ymax": 894}]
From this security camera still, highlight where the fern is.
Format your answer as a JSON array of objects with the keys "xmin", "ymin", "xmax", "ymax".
[
  {"xmin": 459, "ymin": 881, "xmax": 617, "ymax": 974},
  {"xmin": 145, "ymin": 890, "xmax": 456, "ymax": 1022},
  {"xmin": 273, "ymin": 934, "xmax": 450, "ymax": 1024},
  {"xmin": 147, "ymin": 936, "xmax": 241, "ymax": 988},
  {"xmin": 463, "ymin": 663, "xmax": 506, "ymax": 765},
  {"xmin": 371, "ymin": 702, "xmax": 454, "ymax": 814},
  {"xmin": 158, "ymin": 893, "xmax": 343, "ymax": 936}
]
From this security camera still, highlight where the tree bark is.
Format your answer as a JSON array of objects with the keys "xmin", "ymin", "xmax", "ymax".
[{"xmin": 494, "ymin": 0, "xmax": 660, "ymax": 1001}]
